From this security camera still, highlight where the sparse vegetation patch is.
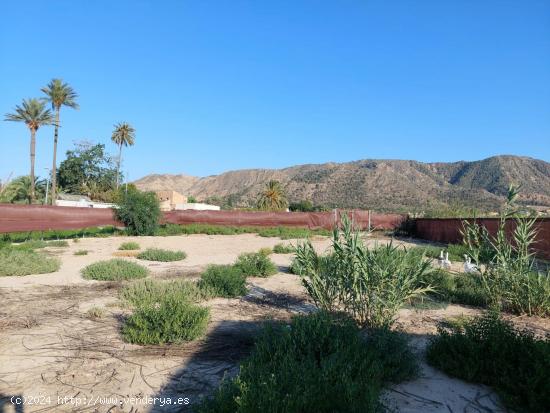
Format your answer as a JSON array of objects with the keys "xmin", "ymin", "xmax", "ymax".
[
  {"xmin": 137, "ymin": 248, "xmax": 186, "ymax": 262},
  {"xmin": 0, "ymin": 248, "xmax": 60, "ymax": 276},
  {"xmin": 235, "ymin": 252, "xmax": 277, "ymax": 277},
  {"xmin": 118, "ymin": 241, "xmax": 140, "ymax": 250},
  {"xmin": 81, "ymin": 259, "xmax": 148, "ymax": 281}
]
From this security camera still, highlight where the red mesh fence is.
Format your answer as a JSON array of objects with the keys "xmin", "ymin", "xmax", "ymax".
[
  {"xmin": 414, "ymin": 218, "xmax": 550, "ymax": 260},
  {"xmin": 0, "ymin": 204, "xmax": 406, "ymax": 233}
]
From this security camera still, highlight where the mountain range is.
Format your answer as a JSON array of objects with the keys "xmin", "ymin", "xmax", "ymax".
[{"xmin": 134, "ymin": 155, "xmax": 550, "ymax": 213}]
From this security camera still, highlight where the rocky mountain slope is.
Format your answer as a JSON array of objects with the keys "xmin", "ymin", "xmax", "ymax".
[{"xmin": 134, "ymin": 155, "xmax": 550, "ymax": 212}]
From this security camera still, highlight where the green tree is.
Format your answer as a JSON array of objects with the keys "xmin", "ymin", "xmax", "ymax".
[
  {"xmin": 57, "ymin": 142, "xmax": 118, "ymax": 194},
  {"xmin": 111, "ymin": 122, "xmax": 135, "ymax": 188},
  {"xmin": 41, "ymin": 79, "xmax": 79, "ymax": 204},
  {"xmin": 115, "ymin": 189, "xmax": 161, "ymax": 235},
  {"xmin": 4, "ymin": 99, "xmax": 53, "ymax": 202},
  {"xmin": 257, "ymin": 180, "xmax": 288, "ymax": 211},
  {"xmin": 0, "ymin": 175, "xmax": 46, "ymax": 204}
]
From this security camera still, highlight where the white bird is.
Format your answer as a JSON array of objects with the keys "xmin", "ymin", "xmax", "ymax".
[
  {"xmin": 463, "ymin": 255, "xmax": 478, "ymax": 273},
  {"xmin": 438, "ymin": 250, "xmax": 451, "ymax": 269}
]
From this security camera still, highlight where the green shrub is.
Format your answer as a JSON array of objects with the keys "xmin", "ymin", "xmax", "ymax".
[
  {"xmin": 462, "ymin": 186, "xmax": 550, "ymax": 316},
  {"xmin": 0, "ymin": 226, "xmax": 117, "ymax": 243},
  {"xmin": 427, "ymin": 312, "xmax": 550, "ymax": 413},
  {"xmin": 115, "ymin": 190, "xmax": 161, "ymax": 235},
  {"xmin": 120, "ymin": 278, "xmax": 209, "ymax": 307},
  {"xmin": 235, "ymin": 252, "xmax": 278, "ymax": 277},
  {"xmin": 74, "ymin": 249, "xmax": 89, "ymax": 256},
  {"xmin": 257, "ymin": 226, "xmax": 331, "ymax": 239},
  {"xmin": 199, "ymin": 265, "xmax": 247, "ymax": 298},
  {"xmin": 118, "ymin": 241, "xmax": 140, "ymax": 250},
  {"xmin": 122, "ymin": 296, "xmax": 209, "ymax": 344},
  {"xmin": 273, "ymin": 243, "xmax": 295, "ymax": 254},
  {"xmin": 47, "ymin": 240, "xmax": 69, "ymax": 247},
  {"xmin": 197, "ymin": 311, "xmax": 417, "ymax": 413},
  {"xmin": 153, "ymin": 223, "xmax": 330, "ymax": 238},
  {"xmin": 81, "ymin": 259, "xmax": 148, "ymax": 281},
  {"xmin": 0, "ymin": 249, "xmax": 60, "ymax": 276},
  {"xmin": 137, "ymin": 248, "xmax": 186, "ymax": 262},
  {"xmin": 421, "ymin": 270, "xmax": 488, "ymax": 307},
  {"xmin": 258, "ymin": 247, "xmax": 272, "ymax": 256},
  {"xmin": 294, "ymin": 217, "xmax": 433, "ymax": 328},
  {"xmin": 12, "ymin": 240, "xmax": 48, "ymax": 250}
]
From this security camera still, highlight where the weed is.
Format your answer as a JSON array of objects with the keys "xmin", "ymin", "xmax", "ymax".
[
  {"xmin": 197, "ymin": 311, "xmax": 417, "ymax": 413},
  {"xmin": 273, "ymin": 243, "xmax": 295, "ymax": 254},
  {"xmin": 86, "ymin": 307, "xmax": 105, "ymax": 319},
  {"xmin": 118, "ymin": 241, "xmax": 140, "ymax": 250},
  {"xmin": 74, "ymin": 250, "xmax": 89, "ymax": 256},
  {"xmin": 120, "ymin": 278, "xmax": 208, "ymax": 307},
  {"xmin": 427, "ymin": 312, "xmax": 550, "ymax": 413},
  {"xmin": 81, "ymin": 259, "xmax": 148, "ymax": 281},
  {"xmin": 258, "ymin": 247, "xmax": 272, "ymax": 256},
  {"xmin": 199, "ymin": 265, "xmax": 247, "ymax": 298},
  {"xmin": 235, "ymin": 252, "xmax": 277, "ymax": 277},
  {"xmin": 0, "ymin": 249, "xmax": 60, "ymax": 276},
  {"xmin": 137, "ymin": 248, "xmax": 186, "ymax": 262},
  {"xmin": 47, "ymin": 240, "xmax": 69, "ymax": 247}
]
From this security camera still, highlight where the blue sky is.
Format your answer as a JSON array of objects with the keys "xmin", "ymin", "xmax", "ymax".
[{"xmin": 1, "ymin": 0, "xmax": 549, "ymax": 182}]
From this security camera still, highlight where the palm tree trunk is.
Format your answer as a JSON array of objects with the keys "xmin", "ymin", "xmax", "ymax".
[
  {"xmin": 116, "ymin": 143, "xmax": 122, "ymax": 189},
  {"xmin": 30, "ymin": 128, "xmax": 36, "ymax": 203},
  {"xmin": 51, "ymin": 108, "xmax": 60, "ymax": 204}
]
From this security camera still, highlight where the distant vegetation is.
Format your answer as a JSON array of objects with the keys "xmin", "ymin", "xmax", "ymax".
[{"xmin": 256, "ymin": 180, "xmax": 288, "ymax": 211}]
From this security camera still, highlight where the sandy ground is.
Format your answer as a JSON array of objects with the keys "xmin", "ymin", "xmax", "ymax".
[{"xmin": 0, "ymin": 233, "xmax": 548, "ymax": 413}]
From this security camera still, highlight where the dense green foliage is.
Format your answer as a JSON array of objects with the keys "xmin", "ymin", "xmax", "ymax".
[
  {"xmin": 272, "ymin": 243, "xmax": 295, "ymax": 254},
  {"xmin": 115, "ymin": 189, "xmax": 161, "ymax": 236},
  {"xmin": 118, "ymin": 241, "xmax": 140, "ymax": 250},
  {"xmin": 427, "ymin": 312, "xmax": 550, "ymax": 413},
  {"xmin": 257, "ymin": 180, "xmax": 288, "ymax": 211},
  {"xmin": 137, "ymin": 248, "xmax": 186, "ymax": 262},
  {"xmin": 198, "ymin": 312, "xmax": 418, "ymax": 413},
  {"xmin": 294, "ymin": 218, "xmax": 433, "ymax": 328},
  {"xmin": 199, "ymin": 265, "xmax": 247, "ymax": 298},
  {"xmin": 288, "ymin": 200, "xmax": 329, "ymax": 212},
  {"xmin": 0, "ymin": 226, "xmax": 117, "ymax": 243},
  {"xmin": 57, "ymin": 142, "xmax": 118, "ymax": 196},
  {"xmin": 235, "ymin": 252, "xmax": 278, "ymax": 277},
  {"xmin": 462, "ymin": 185, "xmax": 550, "ymax": 316},
  {"xmin": 0, "ymin": 176, "xmax": 47, "ymax": 204},
  {"xmin": 421, "ymin": 270, "xmax": 488, "ymax": 307},
  {"xmin": 0, "ymin": 248, "xmax": 60, "ymax": 276},
  {"xmin": 120, "ymin": 278, "xmax": 209, "ymax": 307},
  {"xmin": 81, "ymin": 259, "xmax": 148, "ymax": 281},
  {"xmin": 122, "ymin": 296, "xmax": 209, "ymax": 344}
]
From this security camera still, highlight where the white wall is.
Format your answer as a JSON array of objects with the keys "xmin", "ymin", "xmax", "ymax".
[{"xmin": 174, "ymin": 203, "xmax": 221, "ymax": 211}]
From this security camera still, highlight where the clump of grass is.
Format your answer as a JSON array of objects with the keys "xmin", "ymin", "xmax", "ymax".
[
  {"xmin": 122, "ymin": 296, "xmax": 209, "ymax": 344},
  {"xmin": 258, "ymin": 247, "xmax": 272, "ymax": 256},
  {"xmin": 235, "ymin": 252, "xmax": 278, "ymax": 277},
  {"xmin": 47, "ymin": 240, "xmax": 69, "ymax": 247},
  {"xmin": 197, "ymin": 311, "xmax": 417, "ymax": 412},
  {"xmin": 81, "ymin": 259, "xmax": 148, "ymax": 281},
  {"xmin": 120, "ymin": 278, "xmax": 209, "ymax": 307},
  {"xmin": 427, "ymin": 312, "xmax": 550, "ymax": 413},
  {"xmin": 86, "ymin": 306, "xmax": 105, "ymax": 319},
  {"xmin": 74, "ymin": 249, "xmax": 89, "ymax": 256},
  {"xmin": 0, "ymin": 249, "xmax": 60, "ymax": 276},
  {"xmin": 421, "ymin": 270, "xmax": 488, "ymax": 308},
  {"xmin": 199, "ymin": 265, "xmax": 247, "ymax": 298},
  {"xmin": 72, "ymin": 238, "xmax": 80, "ymax": 243},
  {"xmin": 12, "ymin": 240, "xmax": 48, "ymax": 250},
  {"xmin": 273, "ymin": 243, "xmax": 295, "ymax": 254},
  {"xmin": 137, "ymin": 248, "xmax": 186, "ymax": 262},
  {"xmin": 118, "ymin": 241, "xmax": 140, "ymax": 250}
]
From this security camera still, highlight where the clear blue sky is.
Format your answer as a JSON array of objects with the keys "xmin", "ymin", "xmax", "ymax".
[{"xmin": 1, "ymin": 0, "xmax": 549, "ymax": 182}]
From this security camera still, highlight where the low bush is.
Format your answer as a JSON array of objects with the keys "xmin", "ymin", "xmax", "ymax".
[
  {"xmin": 81, "ymin": 259, "xmax": 149, "ymax": 281},
  {"xmin": 0, "ymin": 226, "xmax": 117, "ymax": 243},
  {"xmin": 153, "ymin": 223, "xmax": 330, "ymax": 238},
  {"xmin": 199, "ymin": 265, "xmax": 247, "ymax": 298},
  {"xmin": 122, "ymin": 296, "xmax": 209, "ymax": 344},
  {"xmin": 197, "ymin": 311, "xmax": 417, "ymax": 413},
  {"xmin": 115, "ymin": 190, "xmax": 161, "ymax": 236},
  {"xmin": 118, "ymin": 241, "xmax": 140, "ymax": 250},
  {"xmin": 47, "ymin": 240, "xmax": 69, "ymax": 247},
  {"xmin": 258, "ymin": 247, "xmax": 272, "ymax": 256},
  {"xmin": 421, "ymin": 270, "xmax": 488, "ymax": 308},
  {"xmin": 0, "ymin": 249, "xmax": 60, "ymax": 276},
  {"xmin": 120, "ymin": 278, "xmax": 208, "ymax": 307},
  {"xmin": 257, "ymin": 226, "xmax": 331, "ymax": 239},
  {"xmin": 235, "ymin": 252, "xmax": 278, "ymax": 277},
  {"xmin": 427, "ymin": 312, "xmax": 550, "ymax": 413},
  {"xmin": 273, "ymin": 243, "xmax": 295, "ymax": 254},
  {"xmin": 74, "ymin": 249, "xmax": 89, "ymax": 256},
  {"xmin": 137, "ymin": 248, "xmax": 186, "ymax": 262}
]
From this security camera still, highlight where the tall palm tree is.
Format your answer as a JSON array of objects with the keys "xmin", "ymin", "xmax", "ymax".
[
  {"xmin": 257, "ymin": 180, "xmax": 288, "ymax": 211},
  {"xmin": 41, "ymin": 79, "xmax": 79, "ymax": 203},
  {"xmin": 111, "ymin": 122, "xmax": 135, "ymax": 188},
  {"xmin": 4, "ymin": 99, "xmax": 53, "ymax": 202}
]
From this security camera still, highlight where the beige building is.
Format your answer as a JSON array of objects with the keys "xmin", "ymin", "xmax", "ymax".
[{"xmin": 155, "ymin": 190, "xmax": 187, "ymax": 211}]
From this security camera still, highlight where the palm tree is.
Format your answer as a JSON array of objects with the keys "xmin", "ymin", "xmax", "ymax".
[
  {"xmin": 41, "ymin": 79, "xmax": 79, "ymax": 204},
  {"xmin": 257, "ymin": 180, "xmax": 288, "ymax": 211},
  {"xmin": 1, "ymin": 175, "xmax": 46, "ymax": 204},
  {"xmin": 4, "ymin": 99, "xmax": 53, "ymax": 202},
  {"xmin": 111, "ymin": 122, "xmax": 135, "ymax": 188}
]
